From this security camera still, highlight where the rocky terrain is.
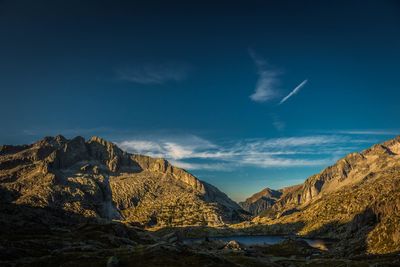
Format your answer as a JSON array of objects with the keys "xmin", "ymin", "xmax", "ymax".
[
  {"xmin": 0, "ymin": 135, "xmax": 246, "ymax": 228},
  {"xmin": 239, "ymin": 188, "xmax": 282, "ymax": 215},
  {"xmin": 244, "ymin": 136, "xmax": 400, "ymax": 255},
  {"xmin": 1, "ymin": 135, "xmax": 400, "ymax": 266},
  {"xmin": 3, "ymin": 217, "xmax": 399, "ymax": 267}
]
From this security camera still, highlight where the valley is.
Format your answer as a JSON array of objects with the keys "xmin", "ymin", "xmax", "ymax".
[{"xmin": 1, "ymin": 135, "xmax": 400, "ymax": 266}]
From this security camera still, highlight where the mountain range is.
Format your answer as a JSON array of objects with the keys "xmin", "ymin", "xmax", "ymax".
[
  {"xmin": 1, "ymin": 135, "xmax": 400, "ymax": 265},
  {"xmin": 0, "ymin": 135, "xmax": 247, "ymax": 229}
]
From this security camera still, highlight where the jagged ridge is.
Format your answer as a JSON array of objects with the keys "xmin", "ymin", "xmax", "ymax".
[
  {"xmin": 0, "ymin": 135, "xmax": 246, "ymax": 227},
  {"xmin": 250, "ymin": 135, "xmax": 400, "ymax": 254}
]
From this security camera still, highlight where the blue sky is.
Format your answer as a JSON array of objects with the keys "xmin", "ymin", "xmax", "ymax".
[{"xmin": 1, "ymin": 0, "xmax": 400, "ymax": 201}]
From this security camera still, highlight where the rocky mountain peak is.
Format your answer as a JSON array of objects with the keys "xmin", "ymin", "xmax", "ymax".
[
  {"xmin": 290, "ymin": 136, "xmax": 400, "ymax": 205},
  {"xmin": 86, "ymin": 136, "xmax": 127, "ymax": 172},
  {"xmin": 251, "ymin": 135, "xmax": 400, "ymax": 254},
  {"xmin": 0, "ymin": 135, "xmax": 247, "ymax": 227},
  {"xmin": 35, "ymin": 134, "xmax": 68, "ymax": 148},
  {"xmin": 247, "ymin": 135, "xmax": 400, "ymax": 218},
  {"xmin": 250, "ymin": 188, "xmax": 282, "ymax": 202},
  {"xmin": 239, "ymin": 187, "xmax": 282, "ymax": 215},
  {"xmin": 88, "ymin": 136, "xmax": 122, "ymax": 154}
]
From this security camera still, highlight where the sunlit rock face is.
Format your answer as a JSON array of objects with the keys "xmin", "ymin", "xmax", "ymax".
[
  {"xmin": 0, "ymin": 135, "xmax": 247, "ymax": 227},
  {"xmin": 252, "ymin": 136, "xmax": 400, "ymax": 254}
]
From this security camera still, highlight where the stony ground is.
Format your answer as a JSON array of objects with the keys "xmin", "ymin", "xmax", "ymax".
[{"xmin": 1, "ymin": 222, "xmax": 399, "ymax": 267}]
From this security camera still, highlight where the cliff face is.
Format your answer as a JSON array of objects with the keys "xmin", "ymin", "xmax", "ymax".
[
  {"xmin": 0, "ymin": 135, "xmax": 246, "ymax": 227},
  {"xmin": 239, "ymin": 188, "xmax": 282, "ymax": 215},
  {"xmin": 253, "ymin": 136, "xmax": 400, "ymax": 254}
]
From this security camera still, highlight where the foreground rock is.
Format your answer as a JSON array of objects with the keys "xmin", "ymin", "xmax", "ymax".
[{"xmin": 223, "ymin": 240, "xmax": 244, "ymax": 251}]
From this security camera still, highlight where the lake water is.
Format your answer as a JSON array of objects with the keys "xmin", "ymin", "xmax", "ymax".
[{"xmin": 184, "ymin": 235, "xmax": 329, "ymax": 251}]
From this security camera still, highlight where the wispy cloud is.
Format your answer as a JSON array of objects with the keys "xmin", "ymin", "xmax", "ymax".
[
  {"xmin": 248, "ymin": 49, "xmax": 308, "ymax": 105},
  {"xmin": 271, "ymin": 115, "xmax": 286, "ymax": 131},
  {"xmin": 117, "ymin": 134, "xmax": 369, "ymax": 171},
  {"xmin": 331, "ymin": 130, "xmax": 399, "ymax": 136},
  {"xmin": 248, "ymin": 49, "xmax": 281, "ymax": 102},
  {"xmin": 279, "ymin": 79, "xmax": 308, "ymax": 105},
  {"xmin": 116, "ymin": 62, "xmax": 190, "ymax": 85},
  {"xmin": 118, "ymin": 135, "xmax": 218, "ymax": 160},
  {"xmin": 250, "ymin": 135, "xmax": 346, "ymax": 147},
  {"xmin": 168, "ymin": 160, "xmax": 232, "ymax": 171},
  {"xmin": 241, "ymin": 156, "xmax": 331, "ymax": 168}
]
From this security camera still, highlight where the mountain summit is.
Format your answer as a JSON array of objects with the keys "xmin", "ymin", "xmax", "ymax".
[
  {"xmin": 0, "ymin": 135, "xmax": 246, "ymax": 227},
  {"xmin": 239, "ymin": 187, "xmax": 282, "ymax": 215},
  {"xmin": 248, "ymin": 135, "xmax": 400, "ymax": 254}
]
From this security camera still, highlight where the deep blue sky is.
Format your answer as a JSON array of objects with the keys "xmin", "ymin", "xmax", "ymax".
[{"xmin": 1, "ymin": 0, "xmax": 400, "ymax": 200}]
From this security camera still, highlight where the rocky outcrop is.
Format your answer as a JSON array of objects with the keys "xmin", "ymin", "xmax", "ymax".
[
  {"xmin": 239, "ymin": 188, "xmax": 282, "ymax": 215},
  {"xmin": 0, "ymin": 135, "xmax": 246, "ymax": 227}
]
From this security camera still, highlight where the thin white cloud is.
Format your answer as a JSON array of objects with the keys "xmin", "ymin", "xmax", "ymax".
[
  {"xmin": 118, "ymin": 135, "xmax": 218, "ymax": 160},
  {"xmin": 117, "ymin": 140, "xmax": 165, "ymax": 158},
  {"xmin": 116, "ymin": 62, "xmax": 190, "ymax": 85},
  {"xmin": 332, "ymin": 130, "xmax": 399, "ymax": 136},
  {"xmin": 168, "ymin": 160, "xmax": 232, "ymax": 171},
  {"xmin": 116, "ymin": 134, "xmax": 368, "ymax": 171},
  {"xmin": 279, "ymin": 79, "xmax": 308, "ymax": 105},
  {"xmin": 249, "ymin": 49, "xmax": 281, "ymax": 102},
  {"xmin": 241, "ymin": 156, "xmax": 331, "ymax": 168},
  {"xmin": 249, "ymin": 135, "xmax": 346, "ymax": 148}
]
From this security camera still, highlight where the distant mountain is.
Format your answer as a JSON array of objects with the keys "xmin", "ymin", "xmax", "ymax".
[
  {"xmin": 3, "ymin": 135, "xmax": 400, "ymax": 256},
  {"xmin": 0, "ymin": 135, "xmax": 247, "ymax": 228},
  {"xmin": 252, "ymin": 136, "xmax": 400, "ymax": 254},
  {"xmin": 239, "ymin": 187, "xmax": 282, "ymax": 215}
]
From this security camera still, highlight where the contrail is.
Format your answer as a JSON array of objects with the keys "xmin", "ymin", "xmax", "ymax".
[{"xmin": 279, "ymin": 79, "xmax": 308, "ymax": 105}]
